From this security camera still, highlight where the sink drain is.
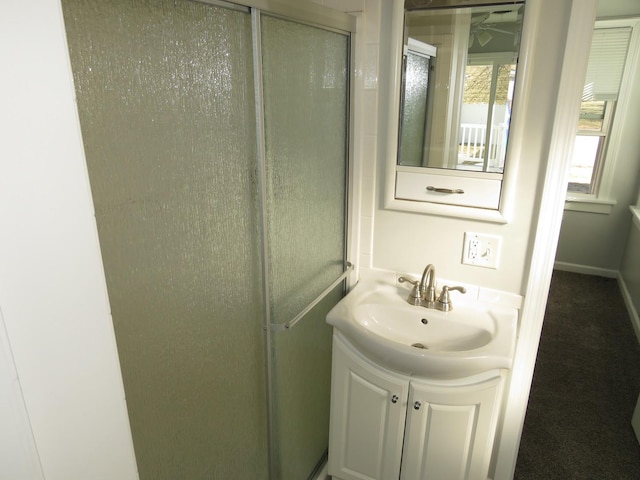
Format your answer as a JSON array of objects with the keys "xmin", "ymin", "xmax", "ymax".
[{"xmin": 411, "ymin": 343, "xmax": 428, "ymax": 349}]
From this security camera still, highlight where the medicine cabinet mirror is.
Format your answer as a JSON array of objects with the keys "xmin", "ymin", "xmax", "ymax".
[{"xmin": 385, "ymin": 0, "xmax": 528, "ymax": 222}]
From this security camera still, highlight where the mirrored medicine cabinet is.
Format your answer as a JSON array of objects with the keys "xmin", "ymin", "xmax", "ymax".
[{"xmin": 385, "ymin": 0, "xmax": 530, "ymax": 222}]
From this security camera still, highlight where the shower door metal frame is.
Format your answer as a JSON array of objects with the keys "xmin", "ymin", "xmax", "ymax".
[
  {"xmin": 195, "ymin": 1, "xmax": 356, "ymax": 476},
  {"xmin": 198, "ymin": 0, "xmax": 356, "ymax": 33},
  {"xmin": 240, "ymin": 1, "xmax": 356, "ymax": 478}
]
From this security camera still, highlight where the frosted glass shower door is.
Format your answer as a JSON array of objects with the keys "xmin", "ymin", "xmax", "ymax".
[
  {"xmin": 261, "ymin": 15, "xmax": 349, "ymax": 480},
  {"xmin": 62, "ymin": 1, "xmax": 268, "ymax": 479},
  {"xmin": 62, "ymin": 0, "xmax": 353, "ymax": 478},
  {"xmin": 399, "ymin": 52, "xmax": 431, "ymax": 167}
]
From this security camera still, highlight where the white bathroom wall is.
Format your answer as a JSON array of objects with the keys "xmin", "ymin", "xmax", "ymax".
[
  {"xmin": 0, "ymin": 1, "xmax": 139, "ymax": 479},
  {"xmin": 556, "ymin": 101, "xmax": 640, "ymax": 275},
  {"xmin": 0, "ymin": 311, "xmax": 44, "ymax": 479},
  {"xmin": 597, "ymin": 0, "xmax": 640, "ymax": 17},
  {"xmin": 556, "ymin": 0, "xmax": 640, "ymax": 273}
]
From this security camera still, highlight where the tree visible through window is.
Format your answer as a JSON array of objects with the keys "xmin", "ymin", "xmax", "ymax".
[{"xmin": 459, "ymin": 56, "xmax": 516, "ymax": 173}]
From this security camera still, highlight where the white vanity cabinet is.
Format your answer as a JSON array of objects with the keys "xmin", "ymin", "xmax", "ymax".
[
  {"xmin": 328, "ymin": 333, "xmax": 505, "ymax": 480},
  {"xmin": 328, "ymin": 333, "xmax": 409, "ymax": 480}
]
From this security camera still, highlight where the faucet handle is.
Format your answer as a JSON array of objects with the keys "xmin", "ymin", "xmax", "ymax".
[
  {"xmin": 398, "ymin": 276, "xmax": 422, "ymax": 306},
  {"xmin": 437, "ymin": 285, "xmax": 467, "ymax": 312}
]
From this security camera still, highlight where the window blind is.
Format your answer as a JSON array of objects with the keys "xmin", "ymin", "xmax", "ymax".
[{"xmin": 583, "ymin": 27, "xmax": 632, "ymax": 101}]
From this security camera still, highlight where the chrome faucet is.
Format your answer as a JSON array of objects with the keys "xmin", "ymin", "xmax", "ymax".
[
  {"xmin": 399, "ymin": 264, "xmax": 467, "ymax": 311},
  {"xmin": 419, "ymin": 264, "xmax": 437, "ymax": 308},
  {"xmin": 398, "ymin": 264, "xmax": 436, "ymax": 308}
]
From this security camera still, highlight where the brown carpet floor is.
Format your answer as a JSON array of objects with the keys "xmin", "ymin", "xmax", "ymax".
[{"xmin": 514, "ymin": 270, "xmax": 640, "ymax": 479}]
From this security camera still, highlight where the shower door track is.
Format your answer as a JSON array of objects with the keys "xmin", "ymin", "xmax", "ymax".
[{"xmin": 196, "ymin": 0, "xmax": 356, "ymax": 34}]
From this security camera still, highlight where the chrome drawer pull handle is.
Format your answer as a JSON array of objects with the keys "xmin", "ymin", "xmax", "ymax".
[{"xmin": 426, "ymin": 186, "xmax": 465, "ymax": 194}]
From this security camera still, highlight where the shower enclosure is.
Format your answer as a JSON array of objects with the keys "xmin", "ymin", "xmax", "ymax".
[{"xmin": 61, "ymin": 0, "xmax": 354, "ymax": 478}]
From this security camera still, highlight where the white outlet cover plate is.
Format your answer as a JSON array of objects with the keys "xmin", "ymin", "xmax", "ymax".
[{"xmin": 462, "ymin": 232, "xmax": 502, "ymax": 269}]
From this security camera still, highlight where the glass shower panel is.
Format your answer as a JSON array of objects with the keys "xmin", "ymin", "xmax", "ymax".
[
  {"xmin": 261, "ymin": 15, "xmax": 349, "ymax": 325},
  {"xmin": 61, "ymin": 1, "xmax": 267, "ymax": 479},
  {"xmin": 398, "ymin": 52, "xmax": 431, "ymax": 167},
  {"xmin": 271, "ymin": 287, "xmax": 343, "ymax": 480},
  {"xmin": 261, "ymin": 15, "xmax": 349, "ymax": 479}
]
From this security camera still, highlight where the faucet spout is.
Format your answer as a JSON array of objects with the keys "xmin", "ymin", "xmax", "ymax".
[{"xmin": 419, "ymin": 264, "xmax": 436, "ymax": 306}]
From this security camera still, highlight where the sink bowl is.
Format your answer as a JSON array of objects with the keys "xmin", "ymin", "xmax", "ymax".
[
  {"xmin": 354, "ymin": 303, "xmax": 493, "ymax": 352},
  {"xmin": 327, "ymin": 278, "xmax": 517, "ymax": 379}
]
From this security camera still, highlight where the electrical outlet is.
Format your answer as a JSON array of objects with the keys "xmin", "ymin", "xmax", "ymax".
[{"xmin": 462, "ymin": 232, "xmax": 502, "ymax": 269}]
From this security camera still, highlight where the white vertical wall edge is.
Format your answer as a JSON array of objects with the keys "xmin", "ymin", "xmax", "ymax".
[
  {"xmin": 0, "ymin": 1, "xmax": 139, "ymax": 479},
  {"xmin": 347, "ymin": 8, "xmax": 365, "ymax": 287},
  {"xmin": 631, "ymin": 206, "xmax": 640, "ymax": 231},
  {"xmin": 0, "ymin": 308, "xmax": 45, "ymax": 480},
  {"xmin": 618, "ymin": 274, "xmax": 640, "ymax": 345},
  {"xmin": 493, "ymin": 1, "xmax": 597, "ymax": 478},
  {"xmin": 620, "ymin": 205, "xmax": 640, "ymax": 344},
  {"xmin": 594, "ymin": 17, "xmax": 640, "ymax": 200}
]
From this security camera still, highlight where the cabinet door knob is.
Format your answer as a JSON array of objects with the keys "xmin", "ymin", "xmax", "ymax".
[
  {"xmin": 414, "ymin": 401, "xmax": 421, "ymax": 410},
  {"xmin": 391, "ymin": 395, "xmax": 399, "ymax": 404}
]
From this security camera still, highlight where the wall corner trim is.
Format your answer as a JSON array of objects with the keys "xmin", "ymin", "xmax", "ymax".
[
  {"xmin": 492, "ymin": 1, "xmax": 598, "ymax": 478},
  {"xmin": 618, "ymin": 274, "xmax": 640, "ymax": 346}
]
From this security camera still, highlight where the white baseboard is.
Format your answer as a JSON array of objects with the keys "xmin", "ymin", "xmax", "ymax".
[
  {"xmin": 313, "ymin": 461, "xmax": 329, "ymax": 480},
  {"xmin": 618, "ymin": 275, "xmax": 640, "ymax": 346},
  {"xmin": 553, "ymin": 261, "xmax": 618, "ymax": 278}
]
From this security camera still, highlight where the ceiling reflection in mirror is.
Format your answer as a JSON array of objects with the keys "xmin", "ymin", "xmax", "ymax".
[{"xmin": 398, "ymin": 2, "xmax": 525, "ymax": 174}]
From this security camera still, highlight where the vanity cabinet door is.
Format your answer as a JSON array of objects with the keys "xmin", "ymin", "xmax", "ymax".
[
  {"xmin": 328, "ymin": 335, "xmax": 409, "ymax": 480},
  {"xmin": 400, "ymin": 373, "xmax": 504, "ymax": 480}
]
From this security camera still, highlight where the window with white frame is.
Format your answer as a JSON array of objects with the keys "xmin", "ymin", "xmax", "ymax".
[{"xmin": 567, "ymin": 22, "xmax": 634, "ymax": 196}]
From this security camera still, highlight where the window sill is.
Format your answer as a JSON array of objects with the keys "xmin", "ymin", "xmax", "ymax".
[{"xmin": 564, "ymin": 195, "xmax": 616, "ymax": 214}]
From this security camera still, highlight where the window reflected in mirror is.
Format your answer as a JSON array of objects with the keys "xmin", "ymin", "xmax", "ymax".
[{"xmin": 397, "ymin": 4, "xmax": 525, "ymax": 174}]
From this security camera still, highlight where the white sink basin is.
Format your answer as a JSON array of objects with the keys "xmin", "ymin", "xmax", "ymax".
[{"xmin": 327, "ymin": 278, "xmax": 517, "ymax": 379}]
